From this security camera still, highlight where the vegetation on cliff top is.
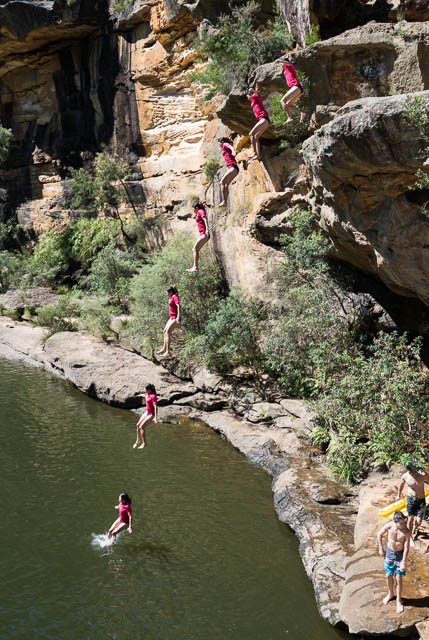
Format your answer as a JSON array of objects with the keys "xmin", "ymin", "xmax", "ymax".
[{"xmin": 190, "ymin": 1, "xmax": 292, "ymax": 99}]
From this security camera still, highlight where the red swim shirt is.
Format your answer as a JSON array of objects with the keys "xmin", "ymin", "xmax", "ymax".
[
  {"xmin": 221, "ymin": 142, "xmax": 236, "ymax": 168},
  {"xmin": 119, "ymin": 502, "xmax": 132, "ymax": 524},
  {"xmin": 145, "ymin": 391, "xmax": 157, "ymax": 415},
  {"xmin": 282, "ymin": 62, "xmax": 299, "ymax": 88},
  {"xmin": 168, "ymin": 294, "xmax": 180, "ymax": 319},
  {"xmin": 250, "ymin": 95, "xmax": 268, "ymax": 120},
  {"xmin": 195, "ymin": 208, "xmax": 207, "ymax": 235}
]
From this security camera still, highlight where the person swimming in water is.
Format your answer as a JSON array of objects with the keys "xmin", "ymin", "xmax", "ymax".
[
  {"xmin": 108, "ymin": 493, "xmax": 133, "ymax": 540},
  {"xmin": 133, "ymin": 383, "xmax": 158, "ymax": 449},
  {"xmin": 377, "ymin": 510, "xmax": 411, "ymax": 614},
  {"xmin": 273, "ymin": 52, "xmax": 306, "ymax": 124},
  {"xmin": 247, "ymin": 83, "xmax": 270, "ymax": 161},
  {"xmin": 186, "ymin": 201, "xmax": 210, "ymax": 273},
  {"xmin": 157, "ymin": 285, "xmax": 180, "ymax": 357},
  {"xmin": 218, "ymin": 136, "xmax": 239, "ymax": 208}
]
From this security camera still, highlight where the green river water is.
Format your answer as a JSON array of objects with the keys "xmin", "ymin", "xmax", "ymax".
[{"xmin": 0, "ymin": 359, "xmax": 351, "ymax": 640}]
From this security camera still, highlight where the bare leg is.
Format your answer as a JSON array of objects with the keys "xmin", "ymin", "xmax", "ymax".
[
  {"xmin": 108, "ymin": 518, "xmax": 121, "ymax": 538},
  {"xmin": 157, "ymin": 319, "xmax": 171, "ymax": 355},
  {"xmin": 111, "ymin": 522, "xmax": 128, "ymax": 540},
  {"xmin": 383, "ymin": 574, "xmax": 394, "ymax": 605},
  {"xmin": 396, "ymin": 575, "xmax": 404, "ymax": 613},
  {"xmin": 133, "ymin": 422, "xmax": 141, "ymax": 448},
  {"xmin": 219, "ymin": 167, "xmax": 239, "ymax": 207},
  {"xmin": 249, "ymin": 119, "xmax": 269, "ymax": 160},
  {"xmin": 186, "ymin": 234, "xmax": 209, "ymax": 272},
  {"xmin": 135, "ymin": 413, "xmax": 154, "ymax": 449},
  {"xmin": 281, "ymin": 87, "xmax": 305, "ymax": 123},
  {"xmin": 164, "ymin": 319, "xmax": 178, "ymax": 356}
]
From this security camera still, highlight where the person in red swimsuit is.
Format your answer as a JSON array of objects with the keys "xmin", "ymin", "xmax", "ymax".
[
  {"xmin": 218, "ymin": 136, "xmax": 239, "ymax": 208},
  {"xmin": 186, "ymin": 201, "xmax": 210, "ymax": 273},
  {"xmin": 247, "ymin": 84, "xmax": 270, "ymax": 161},
  {"xmin": 133, "ymin": 383, "xmax": 158, "ymax": 449},
  {"xmin": 157, "ymin": 285, "xmax": 180, "ymax": 357},
  {"xmin": 108, "ymin": 493, "xmax": 133, "ymax": 540},
  {"xmin": 274, "ymin": 52, "xmax": 306, "ymax": 124}
]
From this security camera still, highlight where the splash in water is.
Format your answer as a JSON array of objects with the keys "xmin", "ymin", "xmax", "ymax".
[{"xmin": 91, "ymin": 532, "xmax": 116, "ymax": 550}]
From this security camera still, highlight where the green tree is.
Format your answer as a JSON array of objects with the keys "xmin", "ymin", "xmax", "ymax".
[
  {"xmin": 183, "ymin": 287, "xmax": 267, "ymax": 383},
  {"xmin": 84, "ymin": 243, "xmax": 140, "ymax": 310},
  {"xmin": 190, "ymin": 1, "xmax": 292, "ymax": 97},
  {"xmin": 68, "ymin": 152, "xmax": 140, "ymax": 243},
  {"xmin": 312, "ymin": 332, "xmax": 428, "ymax": 483}
]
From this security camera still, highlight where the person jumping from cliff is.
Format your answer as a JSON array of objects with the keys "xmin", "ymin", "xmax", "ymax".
[
  {"xmin": 247, "ymin": 84, "xmax": 270, "ymax": 161},
  {"xmin": 133, "ymin": 384, "xmax": 158, "ymax": 449},
  {"xmin": 273, "ymin": 52, "xmax": 306, "ymax": 124},
  {"xmin": 218, "ymin": 136, "xmax": 239, "ymax": 208},
  {"xmin": 186, "ymin": 201, "xmax": 210, "ymax": 273},
  {"xmin": 377, "ymin": 510, "xmax": 411, "ymax": 614},
  {"xmin": 108, "ymin": 493, "xmax": 133, "ymax": 540},
  {"xmin": 157, "ymin": 285, "xmax": 180, "ymax": 357},
  {"xmin": 397, "ymin": 459, "xmax": 429, "ymax": 546}
]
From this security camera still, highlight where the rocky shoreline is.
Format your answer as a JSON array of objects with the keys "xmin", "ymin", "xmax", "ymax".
[{"xmin": 1, "ymin": 316, "xmax": 429, "ymax": 638}]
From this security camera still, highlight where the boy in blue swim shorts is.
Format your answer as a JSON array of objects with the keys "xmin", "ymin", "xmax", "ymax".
[{"xmin": 377, "ymin": 510, "xmax": 411, "ymax": 614}]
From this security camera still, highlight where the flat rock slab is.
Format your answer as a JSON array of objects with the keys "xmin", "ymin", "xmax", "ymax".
[
  {"xmin": 0, "ymin": 318, "xmax": 196, "ymax": 408},
  {"xmin": 0, "ymin": 287, "xmax": 58, "ymax": 310},
  {"xmin": 339, "ymin": 469, "xmax": 429, "ymax": 635}
]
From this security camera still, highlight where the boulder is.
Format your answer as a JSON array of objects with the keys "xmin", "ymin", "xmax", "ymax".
[
  {"xmin": 0, "ymin": 287, "xmax": 59, "ymax": 310},
  {"xmin": 279, "ymin": 0, "xmax": 429, "ymax": 46},
  {"xmin": 42, "ymin": 331, "xmax": 196, "ymax": 407},
  {"xmin": 303, "ymin": 91, "xmax": 429, "ymax": 309}
]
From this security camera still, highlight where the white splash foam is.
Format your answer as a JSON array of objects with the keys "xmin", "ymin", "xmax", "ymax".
[{"xmin": 91, "ymin": 532, "xmax": 116, "ymax": 549}]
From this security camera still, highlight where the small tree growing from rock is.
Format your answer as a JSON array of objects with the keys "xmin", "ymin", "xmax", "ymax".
[{"xmin": 68, "ymin": 152, "xmax": 141, "ymax": 244}]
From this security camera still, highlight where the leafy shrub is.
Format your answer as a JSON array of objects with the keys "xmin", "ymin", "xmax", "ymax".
[
  {"xmin": 183, "ymin": 287, "xmax": 267, "ymax": 382},
  {"xmin": 263, "ymin": 284, "xmax": 354, "ymax": 396},
  {"xmin": 305, "ymin": 24, "xmax": 320, "ymax": 46},
  {"xmin": 28, "ymin": 218, "xmax": 122, "ymax": 287},
  {"xmin": 128, "ymin": 235, "xmax": 224, "ymax": 356},
  {"xmin": 0, "ymin": 251, "xmax": 28, "ymax": 292},
  {"xmin": 78, "ymin": 296, "xmax": 118, "ymax": 340},
  {"xmin": 84, "ymin": 244, "xmax": 140, "ymax": 309},
  {"xmin": 204, "ymin": 158, "xmax": 222, "ymax": 182},
  {"xmin": 312, "ymin": 333, "xmax": 428, "ymax": 483},
  {"xmin": 190, "ymin": 1, "xmax": 292, "ymax": 97},
  {"xmin": 0, "ymin": 125, "xmax": 13, "ymax": 165},
  {"xmin": 35, "ymin": 295, "xmax": 81, "ymax": 341},
  {"xmin": 403, "ymin": 95, "xmax": 429, "ymax": 200}
]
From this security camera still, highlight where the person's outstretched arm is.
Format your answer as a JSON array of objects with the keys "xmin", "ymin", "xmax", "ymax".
[
  {"xmin": 154, "ymin": 401, "xmax": 158, "ymax": 423},
  {"xmin": 176, "ymin": 301, "xmax": 181, "ymax": 324},
  {"xmin": 128, "ymin": 512, "xmax": 132, "ymax": 534}
]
